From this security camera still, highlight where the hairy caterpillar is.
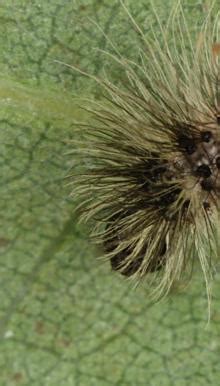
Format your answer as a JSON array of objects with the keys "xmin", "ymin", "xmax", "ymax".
[{"xmin": 70, "ymin": 1, "xmax": 220, "ymax": 316}]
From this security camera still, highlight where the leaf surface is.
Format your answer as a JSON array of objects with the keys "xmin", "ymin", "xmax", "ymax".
[{"xmin": 1, "ymin": 1, "xmax": 220, "ymax": 385}]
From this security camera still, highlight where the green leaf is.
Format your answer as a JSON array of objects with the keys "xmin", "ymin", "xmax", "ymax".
[{"xmin": 1, "ymin": 1, "xmax": 220, "ymax": 385}]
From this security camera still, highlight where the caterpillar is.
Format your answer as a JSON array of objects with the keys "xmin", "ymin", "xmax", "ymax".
[{"xmin": 70, "ymin": 1, "xmax": 220, "ymax": 316}]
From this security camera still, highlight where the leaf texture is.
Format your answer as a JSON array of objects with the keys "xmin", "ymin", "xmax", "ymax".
[{"xmin": 1, "ymin": 1, "xmax": 220, "ymax": 385}]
